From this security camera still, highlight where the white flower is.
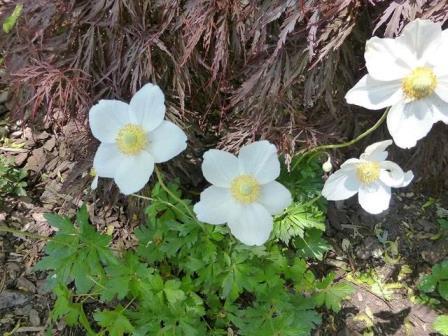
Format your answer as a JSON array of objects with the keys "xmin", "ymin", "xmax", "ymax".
[
  {"xmin": 193, "ymin": 141, "xmax": 292, "ymax": 246},
  {"xmin": 321, "ymin": 140, "xmax": 413, "ymax": 215},
  {"xmin": 345, "ymin": 19, "xmax": 448, "ymax": 149},
  {"xmin": 89, "ymin": 83, "xmax": 187, "ymax": 195}
]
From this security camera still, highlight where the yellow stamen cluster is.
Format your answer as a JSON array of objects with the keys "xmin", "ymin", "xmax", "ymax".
[
  {"xmin": 116, "ymin": 124, "xmax": 147, "ymax": 155},
  {"xmin": 230, "ymin": 175, "xmax": 261, "ymax": 204},
  {"xmin": 402, "ymin": 67, "xmax": 437, "ymax": 100},
  {"xmin": 356, "ymin": 162, "xmax": 381, "ymax": 185}
]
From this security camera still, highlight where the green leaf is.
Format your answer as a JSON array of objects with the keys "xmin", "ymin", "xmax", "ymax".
[
  {"xmin": 94, "ymin": 307, "xmax": 135, "ymax": 336},
  {"xmin": 36, "ymin": 206, "xmax": 116, "ymax": 294},
  {"xmin": 274, "ymin": 203, "xmax": 325, "ymax": 244},
  {"xmin": 164, "ymin": 280, "xmax": 186, "ymax": 305},
  {"xmin": 434, "ymin": 315, "xmax": 448, "ymax": 335},
  {"xmin": 294, "ymin": 229, "xmax": 331, "ymax": 260},
  {"xmin": 3, "ymin": 4, "xmax": 23, "ymax": 33},
  {"xmin": 314, "ymin": 278, "xmax": 354, "ymax": 312}
]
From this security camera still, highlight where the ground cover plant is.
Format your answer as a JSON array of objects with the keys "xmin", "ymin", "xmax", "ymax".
[{"xmin": 1, "ymin": 1, "xmax": 448, "ymax": 335}]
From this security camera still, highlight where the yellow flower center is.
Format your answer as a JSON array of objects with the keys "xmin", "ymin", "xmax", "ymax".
[
  {"xmin": 230, "ymin": 175, "xmax": 261, "ymax": 204},
  {"xmin": 116, "ymin": 124, "xmax": 147, "ymax": 155},
  {"xmin": 356, "ymin": 162, "xmax": 381, "ymax": 185},
  {"xmin": 402, "ymin": 67, "xmax": 437, "ymax": 100}
]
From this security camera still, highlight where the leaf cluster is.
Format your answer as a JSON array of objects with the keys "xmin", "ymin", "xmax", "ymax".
[
  {"xmin": 418, "ymin": 259, "xmax": 448, "ymax": 301},
  {"xmin": 0, "ymin": 155, "xmax": 27, "ymax": 201},
  {"xmin": 37, "ymin": 176, "xmax": 352, "ymax": 335}
]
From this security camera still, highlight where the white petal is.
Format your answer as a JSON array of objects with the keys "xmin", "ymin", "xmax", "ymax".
[
  {"xmin": 396, "ymin": 19, "xmax": 443, "ymax": 65},
  {"xmin": 201, "ymin": 149, "xmax": 240, "ymax": 187},
  {"xmin": 387, "ymin": 99, "xmax": 435, "ymax": 149},
  {"xmin": 93, "ymin": 143, "xmax": 125, "ymax": 178},
  {"xmin": 432, "ymin": 30, "xmax": 448, "ymax": 74},
  {"xmin": 227, "ymin": 203, "xmax": 273, "ymax": 246},
  {"xmin": 114, "ymin": 151, "xmax": 155, "ymax": 195},
  {"xmin": 365, "ymin": 37, "xmax": 414, "ymax": 81},
  {"xmin": 361, "ymin": 140, "xmax": 393, "ymax": 162},
  {"xmin": 429, "ymin": 93, "xmax": 448, "ymax": 124},
  {"xmin": 258, "ymin": 181, "xmax": 292, "ymax": 215},
  {"xmin": 379, "ymin": 160, "xmax": 405, "ymax": 187},
  {"xmin": 148, "ymin": 121, "xmax": 187, "ymax": 163},
  {"xmin": 89, "ymin": 100, "xmax": 130, "ymax": 143},
  {"xmin": 345, "ymin": 75, "xmax": 403, "ymax": 110},
  {"xmin": 435, "ymin": 75, "xmax": 448, "ymax": 103},
  {"xmin": 193, "ymin": 186, "xmax": 239, "ymax": 225},
  {"xmin": 401, "ymin": 171, "xmax": 414, "ymax": 187},
  {"xmin": 340, "ymin": 158, "xmax": 360, "ymax": 169},
  {"xmin": 238, "ymin": 141, "xmax": 280, "ymax": 184},
  {"xmin": 322, "ymin": 167, "xmax": 360, "ymax": 201},
  {"xmin": 129, "ymin": 83, "xmax": 165, "ymax": 132},
  {"xmin": 358, "ymin": 182, "xmax": 391, "ymax": 215}
]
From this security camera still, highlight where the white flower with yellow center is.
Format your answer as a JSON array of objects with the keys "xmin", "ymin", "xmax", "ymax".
[
  {"xmin": 193, "ymin": 141, "xmax": 292, "ymax": 246},
  {"xmin": 345, "ymin": 19, "xmax": 448, "ymax": 149},
  {"xmin": 89, "ymin": 83, "xmax": 187, "ymax": 195},
  {"xmin": 322, "ymin": 140, "xmax": 414, "ymax": 214}
]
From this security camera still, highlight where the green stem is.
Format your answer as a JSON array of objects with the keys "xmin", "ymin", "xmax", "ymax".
[
  {"xmin": 292, "ymin": 109, "xmax": 388, "ymax": 170},
  {"xmin": 154, "ymin": 167, "xmax": 204, "ymax": 229},
  {"xmin": 0, "ymin": 225, "xmax": 48, "ymax": 240}
]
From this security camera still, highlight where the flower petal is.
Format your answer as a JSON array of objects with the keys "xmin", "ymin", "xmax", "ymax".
[
  {"xmin": 387, "ymin": 99, "xmax": 435, "ymax": 149},
  {"xmin": 91, "ymin": 176, "xmax": 98, "ymax": 190},
  {"xmin": 402, "ymin": 171, "xmax": 414, "ymax": 187},
  {"xmin": 345, "ymin": 75, "xmax": 403, "ymax": 110},
  {"xmin": 358, "ymin": 182, "xmax": 391, "ymax": 215},
  {"xmin": 340, "ymin": 158, "xmax": 360, "ymax": 169},
  {"xmin": 322, "ymin": 167, "xmax": 360, "ymax": 201},
  {"xmin": 396, "ymin": 19, "xmax": 443, "ymax": 65},
  {"xmin": 202, "ymin": 149, "xmax": 240, "ymax": 187},
  {"xmin": 129, "ymin": 83, "xmax": 165, "ymax": 132},
  {"xmin": 360, "ymin": 140, "xmax": 393, "ymax": 162},
  {"xmin": 193, "ymin": 186, "xmax": 239, "ymax": 225},
  {"xmin": 435, "ymin": 73, "xmax": 448, "ymax": 102},
  {"xmin": 429, "ymin": 93, "xmax": 448, "ymax": 124},
  {"xmin": 365, "ymin": 37, "xmax": 415, "ymax": 81},
  {"xmin": 93, "ymin": 143, "xmax": 125, "ymax": 178},
  {"xmin": 227, "ymin": 203, "xmax": 273, "ymax": 246},
  {"xmin": 148, "ymin": 121, "xmax": 187, "ymax": 163},
  {"xmin": 89, "ymin": 100, "xmax": 130, "ymax": 143},
  {"xmin": 379, "ymin": 160, "xmax": 405, "ymax": 187},
  {"xmin": 114, "ymin": 151, "xmax": 155, "ymax": 195},
  {"xmin": 238, "ymin": 141, "xmax": 280, "ymax": 184},
  {"xmin": 258, "ymin": 181, "xmax": 292, "ymax": 215}
]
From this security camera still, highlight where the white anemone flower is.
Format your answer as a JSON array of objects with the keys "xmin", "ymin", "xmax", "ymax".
[
  {"xmin": 322, "ymin": 140, "xmax": 414, "ymax": 215},
  {"xmin": 89, "ymin": 83, "xmax": 187, "ymax": 195},
  {"xmin": 345, "ymin": 19, "xmax": 448, "ymax": 149},
  {"xmin": 193, "ymin": 141, "xmax": 292, "ymax": 246}
]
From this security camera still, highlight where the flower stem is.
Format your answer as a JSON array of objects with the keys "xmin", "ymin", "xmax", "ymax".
[
  {"xmin": 292, "ymin": 109, "xmax": 388, "ymax": 170},
  {"xmin": 154, "ymin": 166, "xmax": 203, "ymax": 228},
  {"xmin": 0, "ymin": 225, "xmax": 49, "ymax": 240}
]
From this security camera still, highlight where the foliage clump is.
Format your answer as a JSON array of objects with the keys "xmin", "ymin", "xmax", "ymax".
[
  {"xmin": 0, "ymin": 155, "xmax": 27, "ymax": 201},
  {"xmin": 36, "ymin": 159, "xmax": 353, "ymax": 335}
]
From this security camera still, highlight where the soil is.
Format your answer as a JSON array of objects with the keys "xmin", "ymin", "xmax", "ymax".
[{"xmin": 0, "ymin": 87, "xmax": 447, "ymax": 335}]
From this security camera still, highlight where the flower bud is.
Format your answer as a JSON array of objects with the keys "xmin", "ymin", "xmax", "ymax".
[{"xmin": 322, "ymin": 157, "xmax": 332, "ymax": 173}]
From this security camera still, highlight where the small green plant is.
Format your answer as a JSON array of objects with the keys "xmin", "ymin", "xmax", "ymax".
[
  {"xmin": 37, "ymin": 157, "xmax": 353, "ymax": 335},
  {"xmin": 0, "ymin": 155, "xmax": 27, "ymax": 201},
  {"xmin": 418, "ymin": 259, "xmax": 448, "ymax": 301}
]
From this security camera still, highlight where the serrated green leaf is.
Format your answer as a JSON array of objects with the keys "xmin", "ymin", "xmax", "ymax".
[
  {"xmin": 164, "ymin": 280, "xmax": 186, "ymax": 305},
  {"xmin": 294, "ymin": 229, "xmax": 330, "ymax": 260},
  {"xmin": 314, "ymin": 281, "xmax": 354, "ymax": 312},
  {"xmin": 94, "ymin": 307, "xmax": 135, "ymax": 336},
  {"xmin": 274, "ymin": 203, "xmax": 325, "ymax": 244},
  {"xmin": 434, "ymin": 315, "xmax": 448, "ymax": 335}
]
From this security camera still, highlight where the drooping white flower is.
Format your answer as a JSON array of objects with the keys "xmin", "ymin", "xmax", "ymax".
[
  {"xmin": 345, "ymin": 19, "xmax": 448, "ymax": 149},
  {"xmin": 321, "ymin": 140, "xmax": 413, "ymax": 215},
  {"xmin": 89, "ymin": 83, "xmax": 187, "ymax": 195},
  {"xmin": 193, "ymin": 141, "xmax": 292, "ymax": 246}
]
